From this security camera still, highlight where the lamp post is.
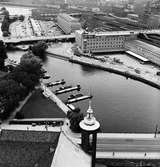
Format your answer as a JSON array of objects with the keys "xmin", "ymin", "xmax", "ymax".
[{"xmin": 79, "ymin": 100, "xmax": 100, "ymax": 167}]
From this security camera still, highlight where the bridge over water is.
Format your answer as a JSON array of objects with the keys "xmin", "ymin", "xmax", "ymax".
[
  {"xmin": 1, "ymin": 29, "xmax": 160, "ymax": 45},
  {"xmin": 96, "ymin": 133, "xmax": 160, "ymax": 160},
  {"xmin": 62, "ymin": 123, "xmax": 160, "ymax": 160},
  {"xmin": 1, "ymin": 34, "xmax": 75, "ymax": 45}
]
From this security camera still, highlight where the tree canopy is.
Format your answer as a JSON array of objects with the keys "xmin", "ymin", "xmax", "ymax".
[
  {"xmin": 67, "ymin": 108, "xmax": 84, "ymax": 133},
  {"xmin": 0, "ymin": 40, "xmax": 7, "ymax": 70},
  {"xmin": 1, "ymin": 8, "xmax": 10, "ymax": 36},
  {"xmin": 31, "ymin": 41, "xmax": 48, "ymax": 59},
  {"xmin": 0, "ymin": 52, "xmax": 44, "ymax": 120}
]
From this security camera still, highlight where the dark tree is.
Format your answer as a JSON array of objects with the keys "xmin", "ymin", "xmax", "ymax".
[
  {"xmin": 67, "ymin": 109, "xmax": 84, "ymax": 133},
  {"xmin": 0, "ymin": 79, "xmax": 22, "ymax": 100},
  {"xmin": 31, "ymin": 41, "xmax": 48, "ymax": 59},
  {"xmin": 20, "ymin": 52, "xmax": 44, "ymax": 79},
  {"xmin": 1, "ymin": 8, "xmax": 10, "ymax": 37},
  {"xmin": 69, "ymin": 112, "xmax": 84, "ymax": 133},
  {"xmin": 0, "ymin": 51, "xmax": 44, "ymax": 120},
  {"xmin": 0, "ymin": 58, "xmax": 5, "ymax": 70},
  {"xmin": 0, "ymin": 40, "xmax": 7, "ymax": 59}
]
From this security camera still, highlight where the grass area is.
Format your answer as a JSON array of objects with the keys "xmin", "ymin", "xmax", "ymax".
[
  {"xmin": 0, "ymin": 141, "xmax": 57, "ymax": 167},
  {"xmin": 20, "ymin": 89, "xmax": 66, "ymax": 118}
]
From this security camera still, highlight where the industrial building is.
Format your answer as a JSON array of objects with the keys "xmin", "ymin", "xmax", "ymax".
[
  {"xmin": 75, "ymin": 30, "xmax": 137, "ymax": 54},
  {"xmin": 125, "ymin": 40, "xmax": 160, "ymax": 66},
  {"xmin": 31, "ymin": 8, "xmax": 58, "ymax": 21},
  {"xmin": 57, "ymin": 13, "xmax": 81, "ymax": 34}
]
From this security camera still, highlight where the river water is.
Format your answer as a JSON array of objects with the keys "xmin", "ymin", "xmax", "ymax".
[
  {"xmin": 8, "ymin": 51, "xmax": 160, "ymax": 133},
  {"xmin": 5, "ymin": 5, "xmax": 160, "ymax": 133}
]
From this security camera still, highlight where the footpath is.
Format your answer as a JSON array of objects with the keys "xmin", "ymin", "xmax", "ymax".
[{"xmin": 41, "ymin": 83, "xmax": 70, "ymax": 114}]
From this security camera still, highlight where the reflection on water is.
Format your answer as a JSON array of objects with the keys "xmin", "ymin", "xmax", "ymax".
[{"xmin": 80, "ymin": 65, "xmax": 102, "ymax": 76}]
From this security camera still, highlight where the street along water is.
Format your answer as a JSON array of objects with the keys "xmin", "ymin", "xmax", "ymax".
[{"xmin": 7, "ymin": 51, "xmax": 160, "ymax": 133}]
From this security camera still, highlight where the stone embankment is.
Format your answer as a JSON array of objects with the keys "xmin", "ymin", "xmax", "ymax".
[
  {"xmin": 69, "ymin": 57, "xmax": 160, "ymax": 90},
  {"xmin": 46, "ymin": 45, "xmax": 160, "ymax": 90}
]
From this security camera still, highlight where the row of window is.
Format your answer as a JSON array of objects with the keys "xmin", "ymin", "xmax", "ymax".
[
  {"xmin": 84, "ymin": 44, "xmax": 124, "ymax": 49},
  {"xmin": 84, "ymin": 37, "xmax": 125, "ymax": 41},
  {"xmin": 86, "ymin": 41, "xmax": 123, "ymax": 45}
]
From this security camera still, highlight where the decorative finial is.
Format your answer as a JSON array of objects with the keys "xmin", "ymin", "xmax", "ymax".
[
  {"xmin": 84, "ymin": 100, "xmax": 96, "ymax": 126},
  {"xmin": 79, "ymin": 99, "xmax": 100, "ymax": 131},
  {"xmin": 87, "ymin": 100, "xmax": 93, "ymax": 115}
]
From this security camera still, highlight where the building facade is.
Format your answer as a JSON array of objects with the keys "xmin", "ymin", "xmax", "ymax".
[
  {"xmin": 32, "ymin": 8, "xmax": 58, "ymax": 21},
  {"xmin": 125, "ymin": 40, "xmax": 160, "ymax": 66},
  {"xmin": 57, "ymin": 13, "xmax": 81, "ymax": 34},
  {"xmin": 75, "ymin": 30, "xmax": 137, "ymax": 54}
]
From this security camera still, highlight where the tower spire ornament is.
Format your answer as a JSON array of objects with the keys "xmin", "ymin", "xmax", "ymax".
[
  {"xmin": 84, "ymin": 100, "xmax": 96, "ymax": 126},
  {"xmin": 79, "ymin": 99, "xmax": 100, "ymax": 167}
]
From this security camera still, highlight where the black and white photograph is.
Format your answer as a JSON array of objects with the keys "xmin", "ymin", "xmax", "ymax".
[{"xmin": 0, "ymin": 0, "xmax": 160, "ymax": 166}]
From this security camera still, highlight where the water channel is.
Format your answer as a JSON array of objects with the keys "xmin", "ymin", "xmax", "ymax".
[
  {"xmin": 3, "ymin": 5, "xmax": 160, "ymax": 133},
  {"xmin": 8, "ymin": 51, "xmax": 160, "ymax": 133}
]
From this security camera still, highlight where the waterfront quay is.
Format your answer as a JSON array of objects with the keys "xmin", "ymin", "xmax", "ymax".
[
  {"xmin": 46, "ymin": 43, "xmax": 160, "ymax": 90},
  {"xmin": 69, "ymin": 56, "xmax": 160, "ymax": 90}
]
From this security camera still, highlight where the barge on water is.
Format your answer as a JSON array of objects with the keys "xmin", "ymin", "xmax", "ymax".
[
  {"xmin": 68, "ymin": 93, "xmax": 83, "ymax": 100},
  {"xmin": 46, "ymin": 79, "xmax": 65, "ymax": 87},
  {"xmin": 55, "ymin": 85, "xmax": 81, "ymax": 95},
  {"xmin": 43, "ymin": 74, "xmax": 51, "ymax": 79},
  {"xmin": 66, "ymin": 95, "xmax": 93, "ymax": 104}
]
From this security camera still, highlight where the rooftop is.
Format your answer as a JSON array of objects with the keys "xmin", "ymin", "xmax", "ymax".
[
  {"xmin": 128, "ymin": 40, "xmax": 160, "ymax": 55},
  {"xmin": 76, "ymin": 30, "xmax": 137, "ymax": 37},
  {"xmin": 58, "ymin": 13, "xmax": 79, "ymax": 22}
]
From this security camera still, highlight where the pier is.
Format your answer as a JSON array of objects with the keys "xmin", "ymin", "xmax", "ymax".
[
  {"xmin": 46, "ymin": 79, "xmax": 66, "ymax": 87},
  {"xmin": 66, "ymin": 95, "xmax": 92, "ymax": 104},
  {"xmin": 41, "ymin": 83, "xmax": 70, "ymax": 114},
  {"xmin": 55, "ymin": 85, "xmax": 81, "ymax": 95}
]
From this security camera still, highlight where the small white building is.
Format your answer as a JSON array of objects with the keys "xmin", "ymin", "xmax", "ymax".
[
  {"xmin": 75, "ymin": 30, "xmax": 137, "ymax": 54},
  {"xmin": 57, "ymin": 13, "xmax": 81, "ymax": 34}
]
